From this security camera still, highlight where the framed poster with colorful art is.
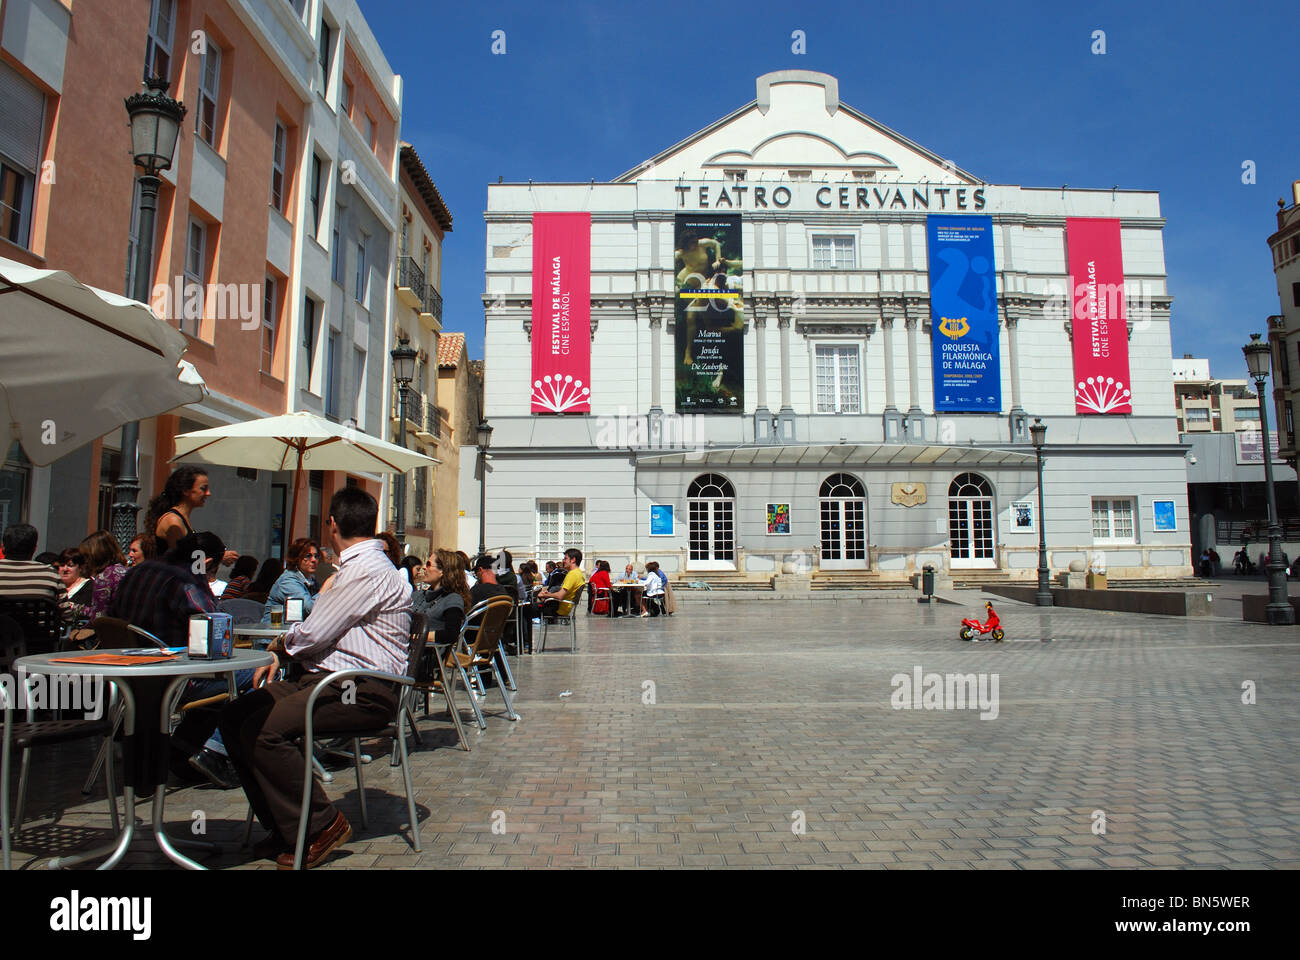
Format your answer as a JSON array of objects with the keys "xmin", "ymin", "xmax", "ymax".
[
  {"xmin": 1152, "ymin": 499, "xmax": 1176, "ymax": 532},
  {"xmin": 767, "ymin": 503, "xmax": 791, "ymax": 535},
  {"xmin": 649, "ymin": 504, "xmax": 674, "ymax": 537}
]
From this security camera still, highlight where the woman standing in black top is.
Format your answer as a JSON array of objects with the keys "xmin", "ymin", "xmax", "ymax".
[{"xmin": 144, "ymin": 465, "xmax": 237, "ymax": 570}]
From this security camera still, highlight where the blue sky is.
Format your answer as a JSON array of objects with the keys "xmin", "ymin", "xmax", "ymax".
[{"xmin": 367, "ymin": 0, "xmax": 1297, "ymax": 389}]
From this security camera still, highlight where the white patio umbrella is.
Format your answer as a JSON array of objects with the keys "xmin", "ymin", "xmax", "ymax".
[
  {"xmin": 0, "ymin": 255, "xmax": 206, "ymax": 466},
  {"xmin": 170, "ymin": 410, "xmax": 438, "ymax": 539}
]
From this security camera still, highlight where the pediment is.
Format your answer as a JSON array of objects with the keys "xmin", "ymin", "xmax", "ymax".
[
  {"xmin": 616, "ymin": 71, "xmax": 980, "ymax": 184},
  {"xmin": 704, "ymin": 132, "xmax": 897, "ymax": 173}
]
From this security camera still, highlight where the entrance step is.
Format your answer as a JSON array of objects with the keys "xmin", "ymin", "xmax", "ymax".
[
  {"xmin": 1105, "ymin": 577, "xmax": 1217, "ymax": 590},
  {"xmin": 671, "ymin": 576, "xmax": 774, "ymax": 591},
  {"xmin": 951, "ymin": 572, "xmax": 1021, "ymax": 590},
  {"xmin": 810, "ymin": 572, "xmax": 910, "ymax": 591}
]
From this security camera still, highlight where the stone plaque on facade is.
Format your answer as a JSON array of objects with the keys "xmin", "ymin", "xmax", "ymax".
[{"xmin": 891, "ymin": 482, "xmax": 927, "ymax": 507}]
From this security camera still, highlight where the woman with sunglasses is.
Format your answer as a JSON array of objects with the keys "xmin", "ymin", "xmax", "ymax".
[
  {"xmin": 259, "ymin": 538, "xmax": 320, "ymax": 625},
  {"xmin": 412, "ymin": 549, "xmax": 471, "ymax": 644}
]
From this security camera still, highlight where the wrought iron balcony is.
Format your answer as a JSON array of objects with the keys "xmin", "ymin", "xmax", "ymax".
[
  {"xmin": 396, "ymin": 256, "xmax": 426, "ymax": 311},
  {"xmin": 424, "ymin": 284, "xmax": 443, "ymax": 322},
  {"xmin": 426, "ymin": 400, "xmax": 441, "ymax": 439}
]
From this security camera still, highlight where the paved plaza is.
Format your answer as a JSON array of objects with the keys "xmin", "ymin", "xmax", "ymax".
[{"xmin": 8, "ymin": 596, "xmax": 1300, "ymax": 869}]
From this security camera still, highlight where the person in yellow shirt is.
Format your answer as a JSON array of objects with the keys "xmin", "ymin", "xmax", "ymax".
[{"xmin": 537, "ymin": 548, "xmax": 586, "ymax": 622}]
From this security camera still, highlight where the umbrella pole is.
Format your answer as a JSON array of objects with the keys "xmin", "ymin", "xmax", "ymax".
[{"xmin": 287, "ymin": 445, "xmax": 304, "ymax": 547}]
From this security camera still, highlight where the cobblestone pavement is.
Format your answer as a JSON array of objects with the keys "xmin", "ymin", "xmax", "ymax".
[{"xmin": 8, "ymin": 599, "xmax": 1300, "ymax": 869}]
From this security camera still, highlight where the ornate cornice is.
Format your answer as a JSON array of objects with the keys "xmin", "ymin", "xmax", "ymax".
[{"xmin": 796, "ymin": 320, "xmax": 876, "ymax": 338}]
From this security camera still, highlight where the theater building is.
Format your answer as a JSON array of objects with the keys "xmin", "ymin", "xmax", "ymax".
[{"xmin": 473, "ymin": 70, "xmax": 1192, "ymax": 582}]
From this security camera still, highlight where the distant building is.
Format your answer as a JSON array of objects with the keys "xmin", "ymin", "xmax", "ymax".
[
  {"xmin": 1171, "ymin": 356, "xmax": 1260, "ymax": 434},
  {"xmin": 476, "ymin": 70, "xmax": 1192, "ymax": 582},
  {"xmin": 1267, "ymin": 180, "xmax": 1300, "ymax": 499},
  {"xmin": 434, "ymin": 333, "xmax": 483, "ymax": 551},
  {"xmin": 389, "ymin": 142, "xmax": 452, "ymax": 558}
]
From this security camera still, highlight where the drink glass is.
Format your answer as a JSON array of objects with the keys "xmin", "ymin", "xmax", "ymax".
[{"xmin": 270, "ymin": 605, "xmax": 284, "ymax": 627}]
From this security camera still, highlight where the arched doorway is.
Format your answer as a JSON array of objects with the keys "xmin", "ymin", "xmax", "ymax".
[
  {"xmin": 688, "ymin": 473, "xmax": 736, "ymax": 570},
  {"xmin": 948, "ymin": 473, "xmax": 996, "ymax": 569},
  {"xmin": 819, "ymin": 473, "xmax": 867, "ymax": 570}
]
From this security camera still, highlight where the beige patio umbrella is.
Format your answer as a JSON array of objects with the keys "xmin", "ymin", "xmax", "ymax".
[
  {"xmin": 169, "ymin": 411, "xmax": 438, "ymax": 539},
  {"xmin": 0, "ymin": 255, "xmax": 205, "ymax": 466}
]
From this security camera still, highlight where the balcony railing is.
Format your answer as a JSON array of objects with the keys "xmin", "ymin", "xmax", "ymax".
[
  {"xmin": 426, "ymin": 400, "xmax": 441, "ymax": 439},
  {"xmin": 396, "ymin": 256, "xmax": 426, "ymax": 306},
  {"xmin": 424, "ymin": 284, "xmax": 443, "ymax": 322}
]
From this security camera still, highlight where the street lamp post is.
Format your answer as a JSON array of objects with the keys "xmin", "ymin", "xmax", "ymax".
[
  {"xmin": 1030, "ymin": 417, "xmax": 1052, "ymax": 607},
  {"xmin": 1243, "ymin": 333, "xmax": 1294, "ymax": 625},
  {"xmin": 113, "ymin": 77, "xmax": 186, "ymax": 551},
  {"xmin": 390, "ymin": 335, "xmax": 417, "ymax": 550},
  {"xmin": 476, "ymin": 418, "xmax": 493, "ymax": 555}
]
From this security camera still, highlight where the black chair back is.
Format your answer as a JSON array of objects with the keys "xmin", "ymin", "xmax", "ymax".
[
  {"xmin": 218, "ymin": 598, "xmax": 264, "ymax": 625},
  {"xmin": 406, "ymin": 611, "xmax": 428, "ymax": 681},
  {"xmin": 0, "ymin": 614, "xmax": 25, "ymax": 675},
  {"xmin": 0, "ymin": 597, "xmax": 60, "ymax": 653}
]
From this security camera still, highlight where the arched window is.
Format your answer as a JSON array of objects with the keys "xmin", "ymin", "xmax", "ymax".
[
  {"xmin": 948, "ymin": 473, "xmax": 995, "ymax": 568},
  {"xmin": 819, "ymin": 473, "xmax": 867, "ymax": 568},
  {"xmin": 688, "ymin": 474, "xmax": 735, "ymax": 567}
]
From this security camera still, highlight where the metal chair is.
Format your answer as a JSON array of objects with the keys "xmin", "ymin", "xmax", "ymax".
[
  {"xmin": 410, "ymin": 616, "xmax": 474, "ymax": 753},
  {"xmin": 2, "ymin": 618, "xmax": 120, "ymax": 870},
  {"xmin": 281, "ymin": 613, "xmax": 428, "ymax": 870},
  {"xmin": 0, "ymin": 597, "xmax": 60, "ymax": 654},
  {"xmin": 441, "ymin": 597, "xmax": 517, "ymax": 731},
  {"xmin": 539, "ymin": 583, "xmax": 586, "ymax": 653},
  {"xmin": 591, "ymin": 585, "xmax": 614, "ymax": 618}
]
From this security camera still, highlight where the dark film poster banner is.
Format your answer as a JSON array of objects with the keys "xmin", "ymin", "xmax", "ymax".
[{"xmin": 674, "ymin": 214, "xmax": 744, "ymax": 413}]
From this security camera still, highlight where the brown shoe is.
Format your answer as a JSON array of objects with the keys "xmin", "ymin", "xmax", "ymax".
[{"xmin": 276, "ymin": 811, "xmax": 351, "ymax": 870}]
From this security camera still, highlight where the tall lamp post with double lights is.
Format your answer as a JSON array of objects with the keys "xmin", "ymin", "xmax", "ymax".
[
  {"xmin": 476, "ymin": 418, "xmax": 493, "ymax": 555},
  {"xmin": 112, "ymin": 77, "xmax": 186, "ymax": 551},
  {"xmin": 1243, "ymin": 333, "xmax": 1294, "ymax": 625},
  {"xmin": 390, "ymin": 335, "xmax": 417, "ymax": 549},
  {"xmin": 1030, "ymin": 417, "xmax": 1053, "ymax": 607}
]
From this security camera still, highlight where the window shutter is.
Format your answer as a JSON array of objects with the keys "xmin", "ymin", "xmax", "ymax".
[{"xmin": 0, "ymin": 61, "xmax": 45, "ymax": 172}]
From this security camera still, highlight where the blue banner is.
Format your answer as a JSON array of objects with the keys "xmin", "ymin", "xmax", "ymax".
[{"xmin": 927, "ymin": 215, "xmax": 1001, "ymax": 412}]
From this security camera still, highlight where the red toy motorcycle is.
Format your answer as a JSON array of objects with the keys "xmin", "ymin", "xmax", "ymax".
[{"xmin": 959, "ymin": 601, "xmax": 1005, "ymax": 642}]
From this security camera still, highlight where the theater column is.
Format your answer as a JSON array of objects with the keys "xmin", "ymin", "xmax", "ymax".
[
  {"xmin": 1005, "ymin": 311, "xmax": 1028, "ymax": 442},
  {"xmin": 644, "ymin": 297, "xmax": 663, "ymax": 414},
  {"xmin": 753, "ymin": 301, "xmax": 772, "ymax": 442},
  {"xmin": 904, "ymin": 314, "xmax": 925, "ymax": 442},
  {"xmin": 882, "ymin": 316, "xmax": 904, "ymax": 441}
]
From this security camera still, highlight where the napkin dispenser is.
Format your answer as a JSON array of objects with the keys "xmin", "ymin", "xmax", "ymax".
[{"xmin": 188, "ymin": 612, "xmax": 234, "ymax": 659}]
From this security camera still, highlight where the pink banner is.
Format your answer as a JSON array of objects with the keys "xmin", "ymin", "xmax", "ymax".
[
  {"xmin": 1067, "ymin": 217, "xmax": 1131, "ymax": 414},
  {"xmin": 530, "ymin": 213, "xmax": 591, "ymax": 413}
]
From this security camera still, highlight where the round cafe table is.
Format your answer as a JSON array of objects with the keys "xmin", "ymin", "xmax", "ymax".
[
  {"xmin": 14, "ymin": 648, "xmax": 274, "ymax": 870},
  {"xmin": 609, "ymin": 583, "xmax": 644, "ymax": 617},
  {"xmin": 232, "ymin": 625, "xmax": 287, "ymax": 648}
]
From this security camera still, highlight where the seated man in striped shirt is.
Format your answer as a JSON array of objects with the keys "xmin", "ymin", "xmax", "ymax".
[
  {"xmin": 219, "ymin": 487, "xmax": 412, "ymax": 869},
  {"xmin": 0, "ymin": 523, "xmax": 75, "ymax": 626}
]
